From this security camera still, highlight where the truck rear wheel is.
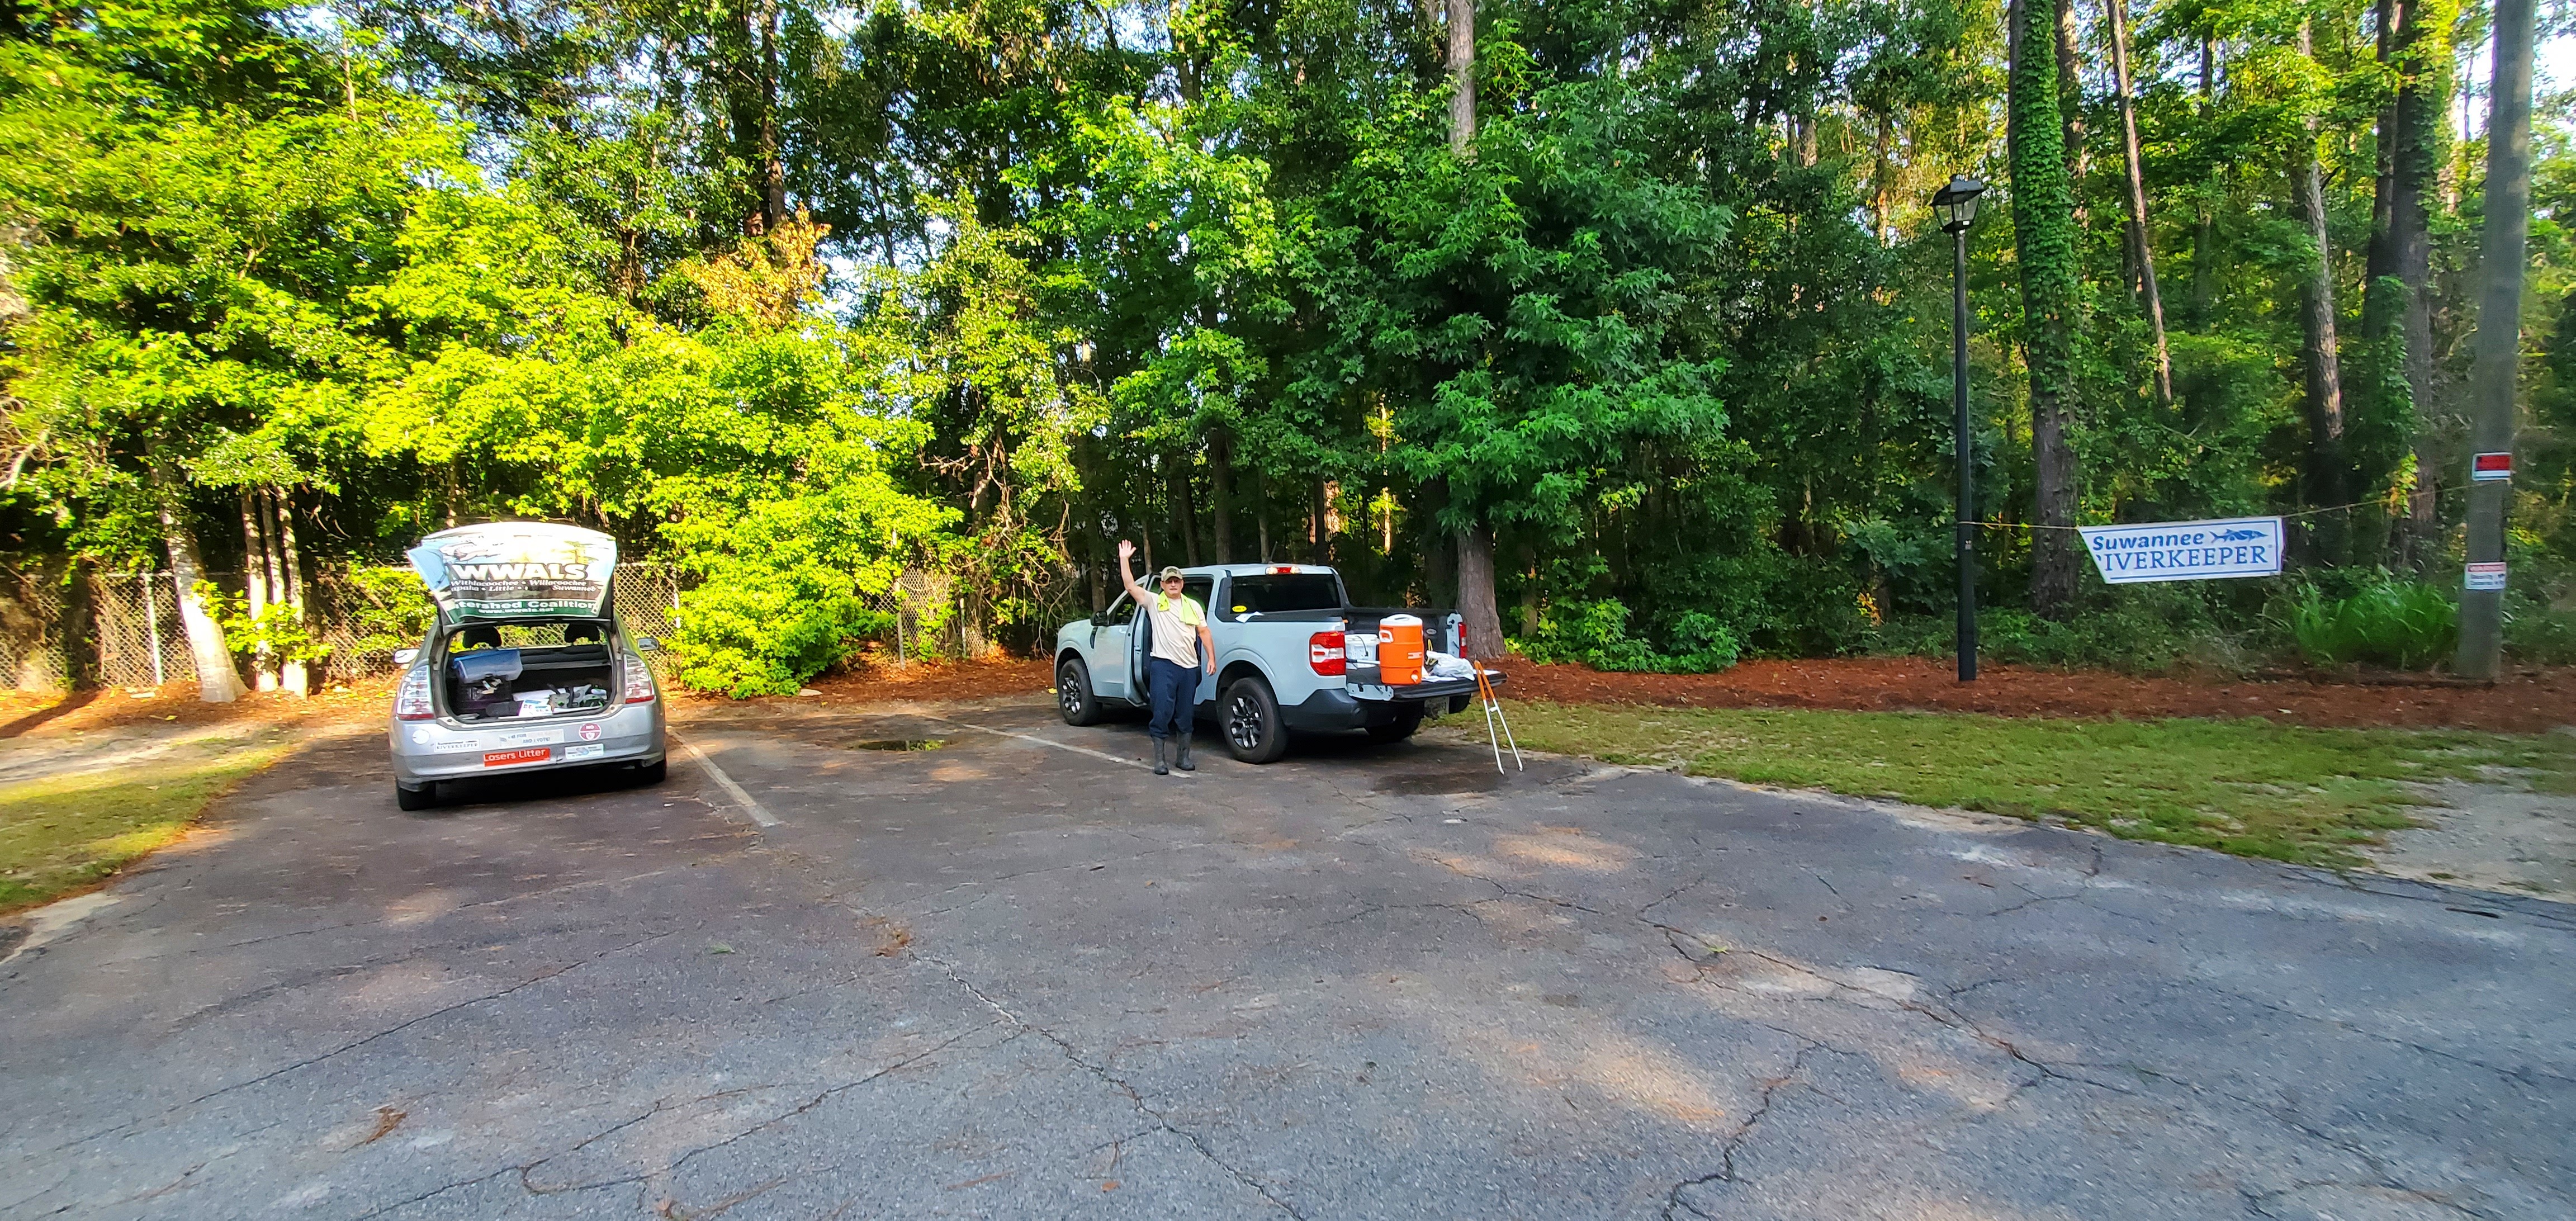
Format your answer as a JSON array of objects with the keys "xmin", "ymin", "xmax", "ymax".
[
  {"xmin": 1058, "ymin": 657, "xmax": 1104, "ymax": 726},
  {"xmin": 1221, "ymin": 675, "xmax": 1289, "ymax": 764}
]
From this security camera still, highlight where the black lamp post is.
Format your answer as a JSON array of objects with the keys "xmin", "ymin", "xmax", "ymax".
[{"xmin": 1932, "ymin": 174, "xmax": 1986, "ymax": 683}]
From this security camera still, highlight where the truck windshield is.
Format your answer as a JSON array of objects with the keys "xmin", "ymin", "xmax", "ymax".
[{"xmin": 1225, "ymin": 574, "xmax": 1342, "ymax": 616}]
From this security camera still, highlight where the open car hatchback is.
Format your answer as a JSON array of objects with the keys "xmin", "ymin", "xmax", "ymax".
[{"xmin": 387, "ymin": 523, "xmax": 668, "ymax": 810}]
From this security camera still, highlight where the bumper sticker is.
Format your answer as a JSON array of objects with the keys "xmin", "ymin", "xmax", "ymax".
[
  {"xmin": 484, "ymin": 747, "xmax": 552, "ymax": 767},
  {"xmin": 562, "ymin": 743, "xmax": 606, "ymax": 761}
]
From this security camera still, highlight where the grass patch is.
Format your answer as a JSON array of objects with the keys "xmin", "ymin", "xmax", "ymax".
[
  {"xmin": 1497, "ymin": 703, "xmax": 2576, "ymax": 868},
  {"xmin": 0, "ymin": 735, "xmax": 293, "ymax": 915}
]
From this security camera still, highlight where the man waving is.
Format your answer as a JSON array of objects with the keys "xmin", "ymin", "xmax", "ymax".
[{"xmin": 1118, "ymin": 539, "xmax": 1215, "ymax": 775}]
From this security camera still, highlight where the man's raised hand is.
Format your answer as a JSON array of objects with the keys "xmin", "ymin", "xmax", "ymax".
[{"xmin": 1117, "ymin": 539, "xmax": 1135, "ymax": 561}]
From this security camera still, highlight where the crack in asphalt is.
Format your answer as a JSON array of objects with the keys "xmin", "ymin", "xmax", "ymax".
[
  {"xmin": 918, "ymin": 951, "xmax": 1308, "ymax": 1219},
  {"xmin": 2237, "ymin": 1177, "xmax": 2488, "ymax": 1219},
  {"xmin": 1661, "ymin": 1042, "xmax": 1822, "ymax": 1219},
  {"xmin": 2115, "ymin": 1062, "xmax": 2501, "ymax": 1219},
  {"xmin": 22, "ymin": 928, "xmax": 685, "ymax": 1165},
  {"xmin": 1414, "ymin": 851, "xmax": 1610, "ymax": 916},
  {"xmin": 345, "ymin": 1026, "xmax": 996, "ymax": 1220}
]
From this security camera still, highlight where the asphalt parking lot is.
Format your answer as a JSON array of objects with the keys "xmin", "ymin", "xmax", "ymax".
[{"xmin": 3, "ymin": 698, "xmax": 2572, "ymax": 1220}]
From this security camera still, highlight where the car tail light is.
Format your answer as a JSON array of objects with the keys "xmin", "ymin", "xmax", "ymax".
[
  {"xmin": 623, "ymin": 652, "xmax": 657, "ymax": 704},
  {"xmin": 1308, "ymin": 631, "xmax": 1346, "ymax": 676},
  {"xmin": 394, "ymin": 665, "xmax": 434, "ymax": 721}
]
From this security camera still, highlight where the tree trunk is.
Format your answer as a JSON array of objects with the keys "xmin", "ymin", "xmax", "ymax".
[
  {"xmin": 1445, "ymin": 0, "xmax": 1505, "ymax": 643},
  {"xmin": 1446, "ymin": 0, "xmax": 1474, "ymax": 157},
  {"xmin": 1172, "ymin": 458, "xmax": 1201, "ymax": 566},
  {"xmin": 1871, "ymin": 115, "xmax": 1894, "ymax": 245},
  {"xmin": 1456, "ymin": 524, "xmax": 1503, "ymax": 660},
  {"xmin": 2106, "ymin": 0, "xmax": 2174, "ymax": 406},
  {"xmin": 2194, "ymin": 35, "xmax": 2218, "ymax": 321},
  {"xmin": 2054, "ymin": 0, "xmax": 2087, "ymax": 228},
  {"xmin": 1209, "ymin": 433, "xmax": 1234, "ymax": 562},
  {"xmin": 2454, "ymin": 0, "xmax": 2536, "ymax": 678},
  {"xmin": 2012, "ymin": 0, "xmax": 2086, "ymax": 619},
  {"xmin": 1253, "ymin": 467, "xmax": 1271, "ymax": 561},
  {"xmin": 241, "ymin": 492, "xmax": 276, "ymax": 692},
  {"xmin": 759, "ymin": 0, "xmax": 783, "ymax": 233},
  {"xmin": 277, "ymin": 489, "xmax": 309, "ymax": 697},
  {"xmin": 240, "ymin": 492, "xmax": 268, "ymax": 619},
  {"xmin": 2389, "ymin": 0, "xmax": 2454, "ymax": 566},
  {"xmin": 161, "ymin": 463, "xmax": 244, "ymax": 703},
  {"xmin": 2290, "ymin": 21, "xmax": 2349, "ymax": 548},
  {"xmin": 1310, "ymin": 478, "xmax": 1330, "ymax": 565},
  {"xmin": 2362, "ymin": 0, "xmax": 2404, "ymax": 511}
]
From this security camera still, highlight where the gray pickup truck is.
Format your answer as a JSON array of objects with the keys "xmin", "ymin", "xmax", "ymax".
[{"xmin": 1051, "ymin": 564, "xmax": 1498, "ymax": 763}]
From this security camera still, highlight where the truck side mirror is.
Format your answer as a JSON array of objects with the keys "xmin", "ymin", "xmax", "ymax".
[{"xmin": 392, "ymin": 647, "xmax": 419, "ymax": 666}]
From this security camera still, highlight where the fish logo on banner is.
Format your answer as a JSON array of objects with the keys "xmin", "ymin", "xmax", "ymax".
[{"xmin": 2077, "ymin": 517, "xmax": 2284, "ymax": 585}]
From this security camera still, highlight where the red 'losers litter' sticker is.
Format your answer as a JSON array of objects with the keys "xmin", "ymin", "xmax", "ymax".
[{"xmin": 484, "ymin": 747, "xmax": 551, "ymax": 767}]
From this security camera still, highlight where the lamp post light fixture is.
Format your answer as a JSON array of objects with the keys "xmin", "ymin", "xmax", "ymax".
[{"xmin": 1932, "ymin": 173, "xmax": 1986, "ymax": 682}]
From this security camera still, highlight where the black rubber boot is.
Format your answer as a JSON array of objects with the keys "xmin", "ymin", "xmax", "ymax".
[
  {"xmin": 1175, "ymin": 735, "xmax": 1196, "ymax": 772},
  {"xmin": 1152, "ymin": 739, "xmax": 1170, "ymax": 775}
]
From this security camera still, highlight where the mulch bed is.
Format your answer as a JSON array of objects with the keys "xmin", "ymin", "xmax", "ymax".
[{"xmin": 1499, "ymin": 657, "xmax": 2576, "ymax": 734}]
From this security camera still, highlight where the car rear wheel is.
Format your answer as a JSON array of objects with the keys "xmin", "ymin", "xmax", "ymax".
[
  {"xmin": 634, "ymin": 759, "xmax": 668, "ymax": 785},
  {"xmin": 1058, "ymin": 657, "xmax": 1104, "ymax": 726},
  {"xmin": 1221, "ymin": 675, "xmax": 1289, "ymax": 764},
  {"xmin": 1365, "ymin": 704, "xmax": 1425, "ymax": 744},
  {"xmin": 395, "ymin": 782, "xmax": 438, "ymax": 811}
]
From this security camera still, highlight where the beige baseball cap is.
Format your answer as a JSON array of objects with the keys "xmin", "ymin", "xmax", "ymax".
[{"xmin": 1156, "ymin": 566, "xmax": 1186, "ymax": 582}]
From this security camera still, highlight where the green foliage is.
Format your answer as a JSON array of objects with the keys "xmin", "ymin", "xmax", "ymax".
[
  {"xmin": 333, "ymin": 566, "xmax": 435, "ymax": 660},
  {"xmin": 2288, "ymin": 579, "xmax": 2459, "ymax": 670},
  {"xmin": 1517, "ymin": 599, "xmax": 1740, "ymax": 673},
  {"xmin": 197, "ymin": 581, "xmax": 328, "ymax": 665},
  {"xmin": 2506, "ymin": 605, "xmax": 2576, "ymax": 665}
]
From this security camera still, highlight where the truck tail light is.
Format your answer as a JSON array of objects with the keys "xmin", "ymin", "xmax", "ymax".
[
  {"xmin": 623, "ymin": 653, "xmax": 658, "ymax": 704},
  {"xmin": 1308, "ymin": 631, "xmax": 1346, "ymax": 676},
  {"xmin": 394, "ymin": 665, "xmax": 435, "ymax": 721}
]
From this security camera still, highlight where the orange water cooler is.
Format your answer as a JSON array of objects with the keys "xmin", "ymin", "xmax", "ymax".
[{"xmin": 1378, "ymin": 614, "xmax": 1426, "ymax": 684}]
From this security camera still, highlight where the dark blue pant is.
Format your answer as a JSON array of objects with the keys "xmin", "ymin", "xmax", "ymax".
[{"xmin": 1145, "ymin": 657, "xmax": 1197, "ymax": 742}]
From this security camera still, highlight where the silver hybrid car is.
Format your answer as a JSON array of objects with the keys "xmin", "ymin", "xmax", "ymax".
[{"xmin": 386, "ymin": 523, "xmax": 667, "ymax": 810}]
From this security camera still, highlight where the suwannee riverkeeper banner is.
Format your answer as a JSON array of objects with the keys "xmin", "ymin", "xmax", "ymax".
[{"xmin": 2077, "ymin": 517, "xmax": 2284, "ymax": 585}]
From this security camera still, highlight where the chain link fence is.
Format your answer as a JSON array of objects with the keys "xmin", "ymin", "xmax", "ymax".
[
  {"xmin": 5, "ymin": 560, "xmax": 1077, "ymax": 692},
  {"xmin": 0, "ymin": 566, "xmax": 70, "ymax": 692}
]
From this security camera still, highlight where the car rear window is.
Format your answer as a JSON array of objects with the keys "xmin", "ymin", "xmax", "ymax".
[{"xmin": 1224, "ymin": 574, "xmax": 1343, "ymax": 617}]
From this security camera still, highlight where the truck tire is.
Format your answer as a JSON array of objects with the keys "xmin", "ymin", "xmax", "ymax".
[
  {"xmin": 1365, "ymin": 704, "xmax": 1425, "ymax": 744},
  {"xmin": 395, "ymin": 782, "xmax": 438, "ymax": 811},
  {"xmin": 1221, "ymin": 675, "xmax": 1290, "ymax": 764},
  {"xmin": 1058, "ymin": 656, "xmax": 1104, "ymax": 726}
]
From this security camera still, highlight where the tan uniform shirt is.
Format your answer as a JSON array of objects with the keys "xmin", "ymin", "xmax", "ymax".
[{"xmin": 1143, "ymin": 592, "xmax": 1205, "ymax": 669}]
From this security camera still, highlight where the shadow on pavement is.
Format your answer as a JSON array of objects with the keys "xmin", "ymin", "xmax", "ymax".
[{"xmin": 424, "ymin": 760, "xmax": 669, "ymax": 811}]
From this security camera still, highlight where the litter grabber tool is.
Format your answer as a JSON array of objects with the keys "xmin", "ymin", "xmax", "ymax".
[{"xmin": 1474, "ymin": 663, "xmax": 1522, "ymax": 774}]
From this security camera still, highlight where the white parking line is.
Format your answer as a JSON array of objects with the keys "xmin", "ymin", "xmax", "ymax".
[
  {"xmin": 920, "ymin": 716, "xmax": 1195, "ymax": 777},
  {"xmin": 675, "ymin": 734, "xmax": 781, "ymax": 826}
]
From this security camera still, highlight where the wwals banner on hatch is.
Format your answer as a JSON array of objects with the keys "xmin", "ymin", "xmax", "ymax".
[
  {"xmin": 2078, "ymin": 517, "xmax": 2283, "ymax": 585},
  {"xmin": 408, "ymin": 523, "xmax": 619, "ymax": 619}
]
